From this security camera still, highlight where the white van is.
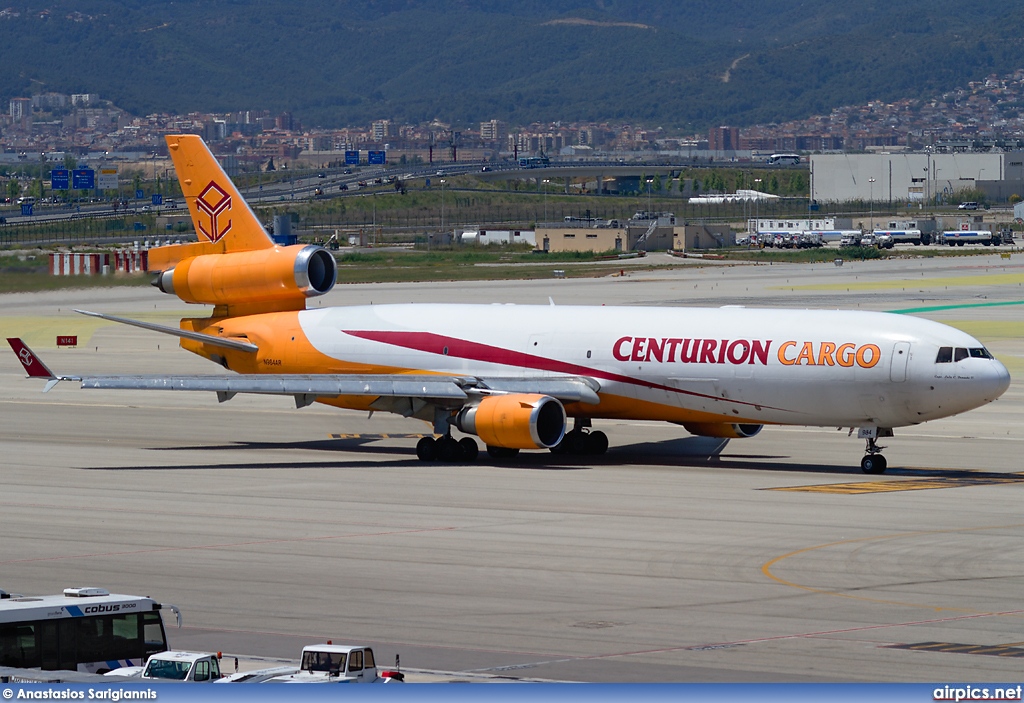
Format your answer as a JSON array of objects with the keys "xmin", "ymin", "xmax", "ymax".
[{"xmin": 16, "ymin": 196, "xmax": 36, "ymax": 205}]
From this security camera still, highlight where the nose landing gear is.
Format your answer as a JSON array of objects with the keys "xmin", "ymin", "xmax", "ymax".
[
  {"xmin": 860, "ymin": 438, "xmax": 887, "ymax": 474},
  {"xmin": 856, "ymin": 427, "xmax": 892, "ymax": 474}
]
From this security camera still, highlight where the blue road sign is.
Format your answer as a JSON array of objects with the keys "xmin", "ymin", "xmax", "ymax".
[
  {"xmin": 72, "ymin": 169, "xmax": 95, "ymax": 190},
  {"xmin": 152, "ymin": 194, "xmax": 163, "ymax": 206},
  {"xmin": 135, "ymin": 189, "xmax": 144, "ymax": 199},
  {"xmin": 51, "ymin": 169, "xmax": 70, "ymax": 190},
  {"xmin": 368, "ymin": 150, "xmax": 386, "ymax": 165},
  {"xmin": 345, "ymin": 150, "xmax": 360, "ymax": 165},
  {"xmin": 21, "ymin": 204, "xmax": 33, "ymax": 216}
]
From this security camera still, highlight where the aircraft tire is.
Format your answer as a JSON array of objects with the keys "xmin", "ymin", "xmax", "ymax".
[
  {"xmin": 861, "ymin": 454, "xmax": 887, "ymax": 474},
  {"xmin": 549, "ymin": 436, "xmax": 570, "ymax": 454},
  {"xmin": 459, "ymin": 437, "xmax": 479, "ymax": 462},
  {"xmin": 416, "ymin": 436, "xmax": 437, "ymax": 462},
  {"xmin": 567, "ymin": 430, "xmax": 590, "ymax": 455},
  {"xmin": 436, "ymin": 436, "xmax": 462, "ymax": 462},
  {"xmin": 587, "ymin": 431, "xmax": 609, "ymax": 455}
]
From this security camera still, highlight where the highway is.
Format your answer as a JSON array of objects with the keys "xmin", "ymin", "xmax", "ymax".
[{"xmin": 1, "ymin": 253, "xmax": 1023, "ymax": 682}]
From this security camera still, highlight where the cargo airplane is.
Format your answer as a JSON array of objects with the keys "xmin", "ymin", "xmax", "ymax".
[{"xmin": 7, "ymin": 136, "xmax": 1011, "ymax": 473}]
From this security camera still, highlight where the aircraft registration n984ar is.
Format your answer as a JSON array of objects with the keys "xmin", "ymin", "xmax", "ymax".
[{"xmin": 7, "ymin": 135, "xmax": 1011, "ymax": 473}]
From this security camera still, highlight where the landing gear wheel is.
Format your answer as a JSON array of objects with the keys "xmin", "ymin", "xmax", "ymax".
[
  {"xmin": 586, "ymin": 430, "xmax": 609, "ymax": 455},
  {"xmin": 436, "ymin": 436, "xmax": 462, "ymax": 462},
  {"xmin": 458, "ymin": 437, "xmax": 479, "ymax": 462},
  {"xmin": 861, "ymin": 454, "xmax": 887, "ymax": 474},
  {"xmin": 416, "ymin": 436, "xmax": 437, "ymax": 462},
  {"xmin": 549, "ymin": 435, "xmax": 570, "ymax": 454},
  {"xmin": 486, "ymin": 445, "xmax": 520, "ymax": 460}
]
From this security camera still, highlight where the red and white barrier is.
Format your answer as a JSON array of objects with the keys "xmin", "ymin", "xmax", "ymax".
[
  {"xmin": 50, "ymin": 249, "xmax": 151, "ymax": 275},
  {"xmin": 49, "ymin": 253, "xmax": 109, "ymax": 275},
  {"xmin": 113, "ymin": 249, "xmax": 148, "ymax": 273}
]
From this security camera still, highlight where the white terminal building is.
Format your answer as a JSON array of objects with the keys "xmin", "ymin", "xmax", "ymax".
[{"xmin": 810, "ymin": 152, "xmax": 1024, "ymax": 203}]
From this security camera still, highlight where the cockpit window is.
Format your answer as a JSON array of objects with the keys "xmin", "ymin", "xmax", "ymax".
[
  {"xmin": 954, "ymin": 347, "xmax": 969, "ymax": 362},
  {"xmin": 969, "ymin": 347, "xmax": 993, "ymax": 359},
  {"xmin": 935, "ymin": 347, "xmax": 953, "ymax": 363}
]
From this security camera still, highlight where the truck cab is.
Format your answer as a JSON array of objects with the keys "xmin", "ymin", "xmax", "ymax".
[
  {"xmin": 267, "ymin": 644, "xmax": 385, "ymax": 683},
  {"xmin": 111, "ymin": 651, "xmax": 223, "ymax": 681}
]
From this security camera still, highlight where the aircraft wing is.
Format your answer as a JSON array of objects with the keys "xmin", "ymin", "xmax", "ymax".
[
  {"xmin": 8, "ymin": 338, "xmax": 600, "ymax": 406},
  {"xmin": 80, "ymin": 374, "xmax": 600, "ymax": 405}
]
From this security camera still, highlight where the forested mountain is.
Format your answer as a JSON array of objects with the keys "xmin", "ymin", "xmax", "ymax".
[{"xmin": 1, "ymin": 0, "xmax": 1022, "ymax": 129}]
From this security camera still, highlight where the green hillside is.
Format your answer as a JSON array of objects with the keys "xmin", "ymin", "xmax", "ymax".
[{"xmin": 0, "ymin": 0, "xmax": 1021, "ymax": 129}]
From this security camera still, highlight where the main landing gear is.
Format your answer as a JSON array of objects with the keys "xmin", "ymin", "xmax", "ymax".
[
  {"xmin": 416, "ymin": 435, "xmax": 478, "ymax": 463},
  {"xmin": 550, "ymin": 419, "xmax": 609, "ymax": 456}
]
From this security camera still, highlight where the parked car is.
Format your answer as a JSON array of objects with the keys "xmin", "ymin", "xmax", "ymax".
[{"xmin": 957, "ymin": 201, "xmax": 979, "ymax": 210}]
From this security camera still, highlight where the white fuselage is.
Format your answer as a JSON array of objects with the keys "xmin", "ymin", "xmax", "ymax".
[{"xmin": 298, "ymin": 304, "xmax": 1010, "ymax": 429}]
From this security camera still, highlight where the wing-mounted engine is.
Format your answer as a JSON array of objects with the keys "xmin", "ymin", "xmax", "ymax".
[
  {"xmin": 455, "ymin": 394, "xmax": 566, "ymax": 449},
  {"xmin": 682, "ymin": 422, "xmax": 763, "ymax": 439},
  {"xmin": 154, "ymin": 245, "xmax": 336, "ymax": 307}
]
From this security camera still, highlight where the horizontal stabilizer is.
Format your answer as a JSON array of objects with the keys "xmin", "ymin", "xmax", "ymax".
[{"xmin": 74, "ymin": 309, "xmax": 259, "ymax": 353}]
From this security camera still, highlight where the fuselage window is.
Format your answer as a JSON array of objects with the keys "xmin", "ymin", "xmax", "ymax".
[
  {"xmin": 954, "ymin": 347, "xmax": 968, "ymax": 362},
  {"xmin": 969, "ymin": 347, "xmax": 993, "ymax": 359},
  {"xmin": 935, "ymin": 347, "xmax": 952, "ymax": 363}
]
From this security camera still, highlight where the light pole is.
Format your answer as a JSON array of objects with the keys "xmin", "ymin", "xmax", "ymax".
[
  {"xmin": 754, "ymin": 178, "xmax": 762, "ymax": 232},
  {"xmin": 440, "ymin": 179, "xmax": 446, "ymax": 236},
  {"xmin": 542, "ymin": 179, "xmax": 550, "ymax": 223},
  {"xmin": 868, "ymin": 177, "xmax": 876, "ymax": 231},
  {"xmin": 646, "ymin": 177, "xmax": 653, "ymax": 216}
]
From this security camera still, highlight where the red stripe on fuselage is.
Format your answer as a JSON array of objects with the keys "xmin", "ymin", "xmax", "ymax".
[{"xmin": 341, "ymin": 329, "xmax": 791, "ymax": 413}]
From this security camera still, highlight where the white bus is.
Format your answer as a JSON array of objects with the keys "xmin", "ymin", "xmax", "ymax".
[
  {"xmin": 0, "ymin": 587, "xmax": 180, "ymax": 673},
  {"xmin": 766, "ymin": 153, "xmax": 800, "ymax": 165}
]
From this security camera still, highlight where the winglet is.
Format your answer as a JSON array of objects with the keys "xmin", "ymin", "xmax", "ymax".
[
  {"xmin": 7, "ymin": 338, "xmax": 56, "ymax": 379},
  {"xmin": 7, "ymin": 338, "xmax": 79, "ymax": 392}
]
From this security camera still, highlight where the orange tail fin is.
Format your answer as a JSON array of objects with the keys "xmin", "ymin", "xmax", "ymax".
[{"xmin": 164, "ymin": 134, "xmax": 272, "ymax": 254}]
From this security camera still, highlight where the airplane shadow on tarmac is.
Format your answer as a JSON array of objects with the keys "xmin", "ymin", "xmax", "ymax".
[{"xmin": 75, "ymin": 435, "xmax": 912, "ymax": 477}]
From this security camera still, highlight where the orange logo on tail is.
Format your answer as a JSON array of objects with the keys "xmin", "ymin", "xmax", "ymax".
[{"xmin": 196, "ymin": 181, "xmax": 233, "ymax": 242}]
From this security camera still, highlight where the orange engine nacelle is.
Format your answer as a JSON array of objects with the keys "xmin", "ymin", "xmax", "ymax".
[
  {"xmin": 682, "ymin": 422, "xmax": 763, "ymax": 439},
  {"xmin": 154, "ymin": 245, "xmax": 336, "ymax": 306},
  {"xmin": 456, "ymin": 394, "xmax": 566, "ymax": 449}
]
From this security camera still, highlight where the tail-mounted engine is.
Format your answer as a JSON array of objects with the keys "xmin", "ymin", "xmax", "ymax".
[
  {"xmin": 154, "ymin": 245, "xmax": 336, "ymax": 306},
  {"xmin": 456, "ymin": 394, "xmax": 566, "ymax": 450},
  {"xmin": 682, "ymin": 422, "xmax": 763, "ymax": 439}
]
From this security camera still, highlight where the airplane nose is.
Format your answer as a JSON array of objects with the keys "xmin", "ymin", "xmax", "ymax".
[{"xmin": 983, "ymin": 359, "xmax": 1011, "ymax": 402}]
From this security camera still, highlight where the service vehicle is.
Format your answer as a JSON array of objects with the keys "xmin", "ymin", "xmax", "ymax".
[
  {"xmin": 796, "ymin": 232, "xmax": 823, "ymax": 248},
  {"xmin": 874, "ymin": 233, "xmax": 894, "ymax": 249},
  {"xmin": 0, "ymin": 587, "xmax": 179, "ymax": 673},
  {"xmin": 874, "ymin": 229, "xmax": 927, "ymax": 246},
  {"xmin": 858, "ymin": 232, "xmax": 878, "ymax": 247},
  {"xmin": 109, "ymin": 650, "xmax": 223, "ymax": 681},
  {"xmin": 840, "ymin": 232, "xmax": 862, "ymax": 246},
  {"xmin": 219, "ymin": 643, "xmax": 403, "ymax": 684},
  {"xmin": 940, "ymin": 229, "xmax": 1000, "ymax": 246}
]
